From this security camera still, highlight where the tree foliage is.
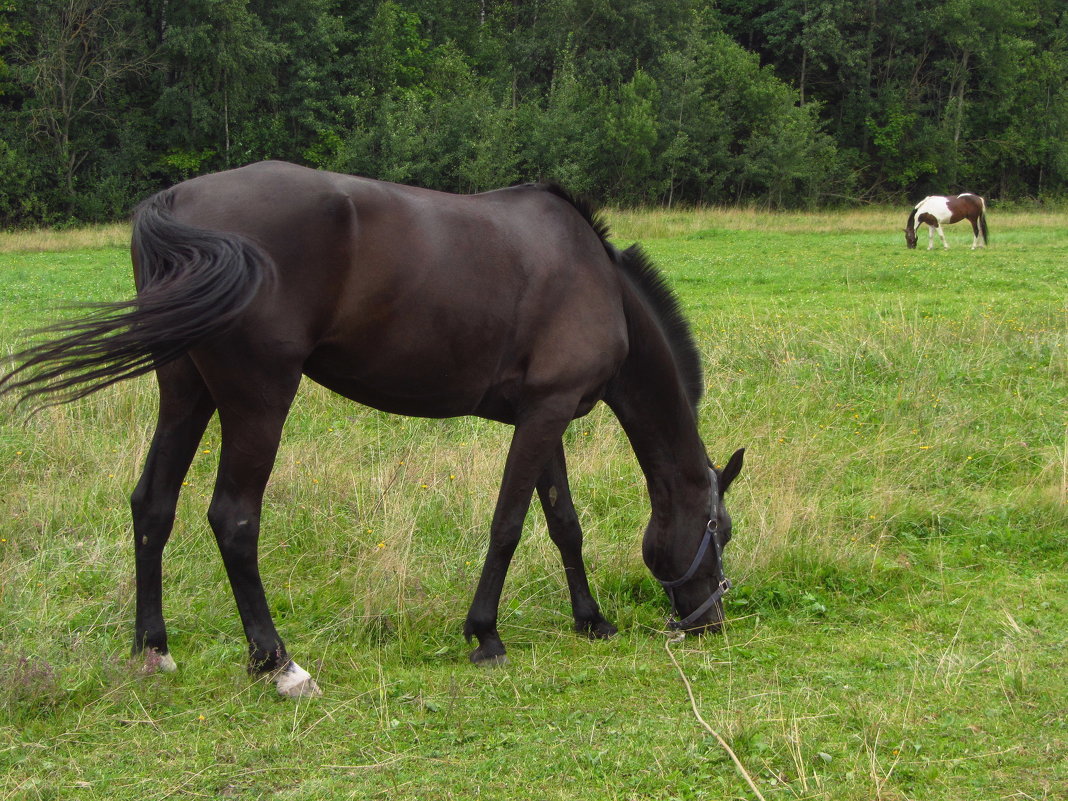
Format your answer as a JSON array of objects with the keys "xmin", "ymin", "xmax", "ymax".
[{"xmin": 1, "ymin": 0, "xmax": 1066, "ymax": 226}]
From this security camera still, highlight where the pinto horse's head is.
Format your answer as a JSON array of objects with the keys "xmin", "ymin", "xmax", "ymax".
[
  {"xmin": 655, "ymin": 447, "xmax": 745, "ymax": 634},
  {"xmin": 904, "ymin": 208, "xmax": 920, "ymax": 249}
]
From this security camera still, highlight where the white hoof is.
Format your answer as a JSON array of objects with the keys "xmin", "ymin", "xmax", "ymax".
[
  {"xmin": 142, "ymin": 648, "xmax": 177, "ymax": 674},
  {"xmin": 157, "ymin": 652, "xmax": 178, "ymax": 673},
  {"xmin": 273, "ymin": 661, "xmax": 322, "ymax": 698}
]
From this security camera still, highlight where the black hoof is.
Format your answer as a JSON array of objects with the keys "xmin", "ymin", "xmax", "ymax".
[
  {"xmin": 469, "ymin": 643, "xmax": 508, "ymax": 666},
  {"xmin": 578, "ymin": 618, "xmax": 618, "ymax": 639}
]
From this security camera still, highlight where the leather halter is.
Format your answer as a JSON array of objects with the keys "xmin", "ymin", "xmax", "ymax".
[{"xmin": 658, "ymin": 475, "xmax": 732, "ymax": 631}]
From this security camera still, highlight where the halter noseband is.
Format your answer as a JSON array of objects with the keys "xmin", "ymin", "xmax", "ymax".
[{"xmin": 658, "ymin": 481, "xmax": 732, "ymax": 631}]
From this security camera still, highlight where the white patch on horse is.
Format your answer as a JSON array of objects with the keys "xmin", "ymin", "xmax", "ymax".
[
  {"xmin": 913, "ymin": 196, "xmax": 952, "ymax": 249},
  {"xmin": 914, "ymin": 195, "xmax": 953, "ymax": 225},
  {"xmin": 273, "ymin": 660, "xmax": 322, "ymax": 698}
]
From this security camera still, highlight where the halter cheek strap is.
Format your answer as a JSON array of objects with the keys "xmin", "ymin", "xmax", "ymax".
[{"xmin": 659, "ymin": 518, "xmax": 732, "ymax": 631}]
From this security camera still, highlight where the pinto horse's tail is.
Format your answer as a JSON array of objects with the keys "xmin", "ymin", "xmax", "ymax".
[
  {"xmin": 979, "ymin": 198, "xmax": 989, "ymax": 244},
  {"xmin": 0, "ymin": 191, "xmax": 274, "ymax": 409}
]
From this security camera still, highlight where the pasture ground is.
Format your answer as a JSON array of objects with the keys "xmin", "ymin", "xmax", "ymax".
[{"xmin": 0, "ymin": 207, "xmax": 1065, "ymax": 800}]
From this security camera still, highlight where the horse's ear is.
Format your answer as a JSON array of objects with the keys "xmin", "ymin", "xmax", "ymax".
[{"xmin": 720, "ymin": 448, "xmax": 745, "ymax": 493}]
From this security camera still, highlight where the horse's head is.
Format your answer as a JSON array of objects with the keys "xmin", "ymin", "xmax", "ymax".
[
  {"xmin": 654, "ymin": 447, "xmax": 745, "ymax": 634},
  {"xmin": 904, "ymin": 227, "xmax": 918, "ymax": 249}
]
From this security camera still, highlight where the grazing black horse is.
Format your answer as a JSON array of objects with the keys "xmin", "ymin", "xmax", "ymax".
[{"xmin": 1, "ymin": 161, "xmax": 744, "ymax": 697}]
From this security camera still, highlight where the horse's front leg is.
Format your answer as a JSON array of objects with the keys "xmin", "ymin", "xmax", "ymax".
[
  {"xmin": 464, "ymin": 408, "xmax": 573, "ymax": 665},
  {"xmin": 206, "ymin": 368, "xmax": 320, "ymax": 697},
  {"xmin": 535, "ymin": 442, "xmax": 616, "ymax": 639}
]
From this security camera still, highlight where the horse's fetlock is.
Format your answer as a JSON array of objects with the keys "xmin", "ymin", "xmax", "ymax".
[{"xmin": 247, "ymin": 645, "xmax": 287, "ymax": 675}]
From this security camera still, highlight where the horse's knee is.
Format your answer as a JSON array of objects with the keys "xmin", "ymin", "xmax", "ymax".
[
  {"xmin": 131, "ymin": 492, "xmax": 178, "ymax": 552},
  {"xmin": 207, "ymin": 499, "xmax": 259, "ymax": 555},
  {"xmin": 131, "ymin": 501, "xmax": 174, "ymax": 535},
  {"xmin": 544, "ymin": 502, "xmax": 581, "ymax": 541},
  {"xmin": 485, "ymin": 519, "xmax": 525, "ymax": 561}
]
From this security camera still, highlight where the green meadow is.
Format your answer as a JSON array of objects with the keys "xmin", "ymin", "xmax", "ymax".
[{"xmin": 0, "ymin": 208, "xmax": 1065, "ymax": 800}]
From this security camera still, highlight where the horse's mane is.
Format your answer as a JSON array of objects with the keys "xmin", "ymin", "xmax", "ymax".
[
  {"xmin": 534, "ymin": 183, "xmax": 704, "ymax": 410},
  {"xmin": 613, "ymin": 242, "xmax": 705, "ymax": 409},
  {"xmin": 906, "ymin": 207, "xmax": 918, "ymax": 230},
  {"xmin": 534, "ymin": 183, "xmax": 613, "ymax": 253}
]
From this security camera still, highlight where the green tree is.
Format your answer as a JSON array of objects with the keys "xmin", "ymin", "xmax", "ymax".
[
  {"xmin": 599, "ymin": 69, "xmax": 659, "ymax": 201},
  {"xmin": 155, "ymin": 0, "xmax": 283, "ymax": 177},
  {"xmin": 8, "ymin": 0, "xmax": 152, "ymax": 210},
  {"xmin": 517, "ymin": 42, "xmax": 603, "ymax": 196}
]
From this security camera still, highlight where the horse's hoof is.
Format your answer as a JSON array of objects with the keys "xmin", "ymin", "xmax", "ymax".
[
  {"xmin": 273, "ymin": 661, "xmax": 322, "ymax": 698},
  {"xmin": 141, "ymin": 648, "xmax": 177, "ymax": 674},
  {"xmin": 579, "ymin": 619, "xmax": 618, "ymax": 640},
  {"xmin": 469, "ymin": 646, "xmax": 508, "ymax": 666}
]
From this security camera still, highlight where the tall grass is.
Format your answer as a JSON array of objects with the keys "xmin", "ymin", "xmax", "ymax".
[
  {"xmin": 0, "ymin": 224, "xmax": 130, "ymax": 254},
  {"xmin": 0, "ymin": 209, "xmax": 1064, "ymax": 800},
  {"xmin": 609, "ymin": 203, "xmax": 1068, "ymax": 240}
]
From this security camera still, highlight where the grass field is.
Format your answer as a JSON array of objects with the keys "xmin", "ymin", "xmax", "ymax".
[{"xmin": 0, "ymin": 207, "xmax": 1065, "ymax": 800}]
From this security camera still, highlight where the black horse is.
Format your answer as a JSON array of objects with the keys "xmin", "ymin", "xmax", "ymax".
[{"xmin": 1, "ymin": 161, "xmax": 744, "ymax": 697}]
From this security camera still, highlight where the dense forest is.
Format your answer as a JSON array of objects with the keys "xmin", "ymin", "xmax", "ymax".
[{"xmin": 1, "ymin": 0, "xmax": 1067, "ymax": 226}]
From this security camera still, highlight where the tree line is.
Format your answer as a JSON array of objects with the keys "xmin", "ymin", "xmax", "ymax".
[{"xmin": 1, "ymin": 0, "xmax": 1066, "ymax": 226}]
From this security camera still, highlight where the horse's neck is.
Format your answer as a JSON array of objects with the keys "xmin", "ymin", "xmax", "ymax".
[{"xmin": 605, "ymin": 289, "xmax": 709, "ymax": 522}]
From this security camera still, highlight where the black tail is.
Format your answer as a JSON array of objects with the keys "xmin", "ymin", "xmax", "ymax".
[
  {"xmin": 979, "ymin": 210, "xmax": 989, "ymax": 244},
  {"xmin": 0, "ymin": 191, "xmax": 274, "ymax": 408}
]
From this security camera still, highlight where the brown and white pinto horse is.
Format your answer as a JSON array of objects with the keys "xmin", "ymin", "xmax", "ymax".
[{"xmin": 904, "ymin": 194, "xmax": 988, "ymax": 250}]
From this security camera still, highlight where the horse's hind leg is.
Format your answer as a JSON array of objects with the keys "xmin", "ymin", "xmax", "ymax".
[
  {"xmin": 535, "ymin": 442, "xmax": 616, "ymax": 639},
  {"xmin": 132, "ymin": 356, "xmax": 217, "ymax": 671},
  {"xmin": 204, "ymin": 366, "xmax": 320, "ymax": 697}
]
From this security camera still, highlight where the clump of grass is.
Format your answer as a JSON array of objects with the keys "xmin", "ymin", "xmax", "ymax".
[
  {"xmin": 607, "ymin": 204, "xmax": 1068, "ymax": 241},
  {"xmin": 0, "ymin": 223, "xmax": 130, "ymax": 253},
  {"xmin": 0, "ymin": 653, "xmax": 63, "ymax": 717}
]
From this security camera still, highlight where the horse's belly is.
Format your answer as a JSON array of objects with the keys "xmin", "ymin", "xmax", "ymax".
[{"xmin": 302, "ymin": 341, "xmax": 515, "ymax": 421}]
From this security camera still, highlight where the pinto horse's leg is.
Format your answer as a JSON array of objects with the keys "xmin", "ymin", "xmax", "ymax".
[
  {"xmin": 535, "ymin": 442, "xmax": 616, "ymax": 639},
  {"xmin": 970, "ymin": 217, "xmax": 981, "ymax": 249},
  {"xmin": 937, "ymin": 224, "xmax": 948, "ymax": 249},
  {"xmin": 132, "ymin": 356, "xmax": 217, "ymax": 672},
  {"xmin": 204, "ymin": 366, "xmax": 320, "ymax": 697},
  {"xmin": 464, "ymin": 406, "xmax": 575, "ymax": 665}
]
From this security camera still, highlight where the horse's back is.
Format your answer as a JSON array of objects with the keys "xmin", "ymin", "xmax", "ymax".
[
  {"xmin": 914, "ymin": 193, "xmax": 984, "ymax": 225},
  {"xmin": 161, "ymin": 162, "xmax": 629, "ymax": 422}
]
